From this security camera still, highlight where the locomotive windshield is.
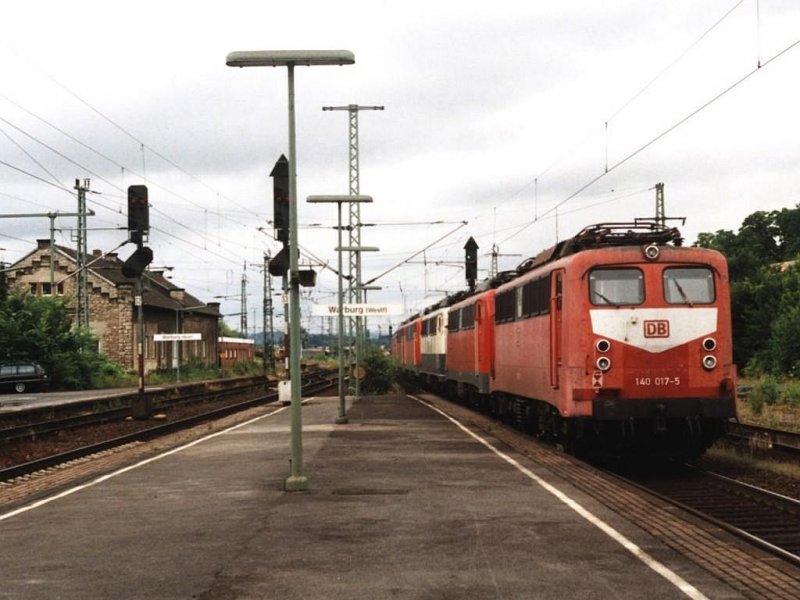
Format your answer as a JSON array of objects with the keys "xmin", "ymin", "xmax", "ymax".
[
  {"xmin": 663, "ymin": 267, "xmax": 715, "ymax": 305},
  {"xmin": 589, "ymin": 268, "xmax": 644, "ymax": 306}
]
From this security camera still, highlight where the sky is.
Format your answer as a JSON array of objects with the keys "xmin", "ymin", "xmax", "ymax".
[{"xmin": 1, "ymin": 0, "xmax": 799, "ymax": 337}]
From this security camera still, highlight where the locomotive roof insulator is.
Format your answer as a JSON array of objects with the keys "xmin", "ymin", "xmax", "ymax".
[{"xmin": 643, "ymin": 244, "xmax": 660, "ymax": 261}]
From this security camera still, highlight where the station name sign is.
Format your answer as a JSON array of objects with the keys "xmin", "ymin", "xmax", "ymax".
[
  {"xmin": 153, "ymin": 333, "xmax": 203, "ymax": 342},
  {"xmin": 311, "ymin": 303, "xmax": 402, "ymax": 317}
]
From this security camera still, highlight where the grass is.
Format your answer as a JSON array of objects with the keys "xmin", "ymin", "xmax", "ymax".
[
  {"xmin": 703, "ymin": 442, "xmax": 800, "ymax": 483},
  {"xmin": 736, "ymin": 377, "xmax": 800, "ymax": 433},
  {"xmin": 701, "ymin": 377, "xmax": 800, "ymax": 487}
]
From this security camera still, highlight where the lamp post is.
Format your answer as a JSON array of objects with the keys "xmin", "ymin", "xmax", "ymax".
[
  {"xmin": 337, "ymin": 245, "xmax": 379, "ymax": 401},
  {"xmin": 358, "ymin": 284, "xmax": 382, "ymax": 345},
  {"xmin": 308, "ymin": 194, "xmax": 372, "ymax": 424},
  {"xmin": 227, "ymin": 49, "xmax": 355, "ymax": 492}
]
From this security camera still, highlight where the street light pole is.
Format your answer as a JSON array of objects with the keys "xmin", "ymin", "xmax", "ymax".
[
  {"xmin": 337, "ymin": 245, "xmax": 379, "ymax": 400},
  {"xmin": 227, "ymin": 49, "xmax": 355, "ymax": 492},
  {"xmin": 308, "ymin": 194, "xmax": 372, "ymax": 424}
]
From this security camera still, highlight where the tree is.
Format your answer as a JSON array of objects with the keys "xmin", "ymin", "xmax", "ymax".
[
  {"xmin": 695, "ymin": 208, "xmax": 795, "ymax": 375},
  {"xmin": 0, "ymin": 291, "xmax": 121, "ymax": 389},
  {"xmin": 774, "ymin": 204, "xmax": 800, "ymax": 260}
]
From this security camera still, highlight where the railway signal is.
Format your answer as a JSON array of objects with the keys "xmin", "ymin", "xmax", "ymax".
[
  {"xmin": 127, "ymin": 185, "xmax": 149, "ymax": 244},
  {"xmin": 121, "ymin": 245, "xmax": 154, "ymax": 279},
  {"xmin": 464, "ymin": 237, "xmax": 478, "ymax": 290},
  {"xmin": 270, "ymin": 154, "xmax": 289, "ymax": 243},
  {"xmin": 124, "ymin": 184, "xmax": 153, "ymax": 278}
]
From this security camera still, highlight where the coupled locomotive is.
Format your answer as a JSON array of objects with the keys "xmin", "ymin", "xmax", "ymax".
[{"xmin": 392, "ymin": 222, "xmax": 737, "ymax": 457}]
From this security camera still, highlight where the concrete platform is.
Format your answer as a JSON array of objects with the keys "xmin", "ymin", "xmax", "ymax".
[{"xmin": 0, "ymin": 393, "xmax": 744, "ymax": 599}]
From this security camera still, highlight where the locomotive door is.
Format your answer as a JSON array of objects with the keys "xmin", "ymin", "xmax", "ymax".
[
  {"xmin": 474, "ymin": 301, "xmax": 482, "ymax": 373},
  {"xmin": 549, "ymin": 269, "xmax": 564, "ymax": 389},
  {"xmin": 477, "ymin": 295, "xmax": 496, "ymax": 383}
]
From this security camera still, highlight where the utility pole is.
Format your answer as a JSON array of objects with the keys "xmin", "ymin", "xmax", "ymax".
[
  {"xmin": 73, "ymin": 179, "xmax": 91, "ymax": 330},
  {"xmin": 264, "ymin": 252, "xmax": 275, "ymax": 372},
  {"xmin": 322, "ymin": 103, "xmax": 383, "ymax": 397},
  {"xmin": 0, "ymin": 210, "xmax": 94, "ymax": 293},
  {"xmin": 488, "ymin": 244, "xmax": 521, "ymax": 279},
  {"xmin": 240, "ymin": 264, "xmax": 248, "ymax": 336},
  {"xmin": 655, "ymin": 182, "xmax": 665, "ymax": 227}
]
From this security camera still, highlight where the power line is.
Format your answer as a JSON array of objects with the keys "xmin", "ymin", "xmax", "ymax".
[
  {"xmin": 514, "ymin": 0, "xmax": 750, "ymax": 207},
  {"xmin": 0, "ymin": 159, "xmax": 72, "ymax": 193},
  {"xmin": 0, "ymin": 113, "xmax": 271, "ymax": 269},
  {"xmin": 0, "ymin": 116, "xmax": 123, "ymax": 192},
  {"xmin": 606, "ymin": 0, "xmax": 748, "ymax": 124},
  {"xmin": 499, "ymin": 33, "xmax": 800, "ymax": 247},
  {"xmin": 364, "ymin": 221, "xmax": 468, "ymax": 286},
  {"xmin": 0, "ymin": 124, "xmax": 65, "ymax": 190},
  {"xmin": 0, "ymin": 93, "xmax": 128, "ymax": 171}
]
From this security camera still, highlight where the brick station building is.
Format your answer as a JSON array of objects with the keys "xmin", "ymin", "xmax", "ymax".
[{"xmin": 5, "ymin": 240, "xmax": 221, "ymax": 373}]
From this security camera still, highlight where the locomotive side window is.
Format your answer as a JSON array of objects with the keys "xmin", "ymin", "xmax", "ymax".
[
  {"xmin": 422, "ymin": 317, "xmax": 436, "ymax": 336},
  {"xmin": 663, "ymin": 267, "xmax": 715, "ymax": 304},
  {"xmin": 589, "ymin": 268, "xmax": 644, "ymax": 306},
  {"xmin": 495, "ymin": 289, "xmax": 516, "ymax": 323},
  {"xmin": 521, "ymin": 276, "xmax": 550, "ymax": 317},
  {"xmin": 461, "ymin": 304, "xmax": 475, "ymax": 330},
  {"xmin": 448, "ymin": 310, "xmax": 460, "ymax": 332}
]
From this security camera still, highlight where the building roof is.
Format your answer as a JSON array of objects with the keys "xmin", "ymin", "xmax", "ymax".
[{"xmin": 21, "ymin": 241, "xmax": 220, "ymax": 318}]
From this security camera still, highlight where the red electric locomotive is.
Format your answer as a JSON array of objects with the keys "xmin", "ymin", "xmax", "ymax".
[
  {"xmin": 393, "ymin": 221, "xmax": 737, "ymax": 458},
  {"xmin": 392, "ymin": 318, "xmax": 422, "ymax": 376},
  {"xmin": 444, "ymin": 288, "xmax": 495, "ymax": 403}
]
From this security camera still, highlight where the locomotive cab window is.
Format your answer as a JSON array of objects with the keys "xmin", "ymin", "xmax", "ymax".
[
  {"xmin": 663, "ymin": 267, "xmax": 715, "ymax": 305},
  {"xmin": 589, "ymin": 268, "xmax": 644, "ymax": 306}
]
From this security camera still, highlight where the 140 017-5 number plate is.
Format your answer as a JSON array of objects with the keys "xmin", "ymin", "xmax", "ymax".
[{"xmin": 633, "ymin": 375, "xmax": 681, "ymax": 386}]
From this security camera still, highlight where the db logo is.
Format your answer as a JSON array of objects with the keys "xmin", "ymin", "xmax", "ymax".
[{"xmin": 644, "ymin": 320, "xmax": 670, "ymax": 338}]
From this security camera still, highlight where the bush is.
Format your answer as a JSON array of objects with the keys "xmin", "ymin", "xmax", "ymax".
[
  {"xmin": 784, "ymin": 381, "xmax": 800, "ymax": 408},
  {"xmin": 360, "ymin": 348, "xmax": 396, "ymax": 394},
  {"xmin": 749, "ymin": 377, "xmax": 780, "ymax": 415}
]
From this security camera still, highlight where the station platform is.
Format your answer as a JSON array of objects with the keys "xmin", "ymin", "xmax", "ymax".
[{"xmin": 0, "ymin": 392, "xmax": 745, "ymax": 599}]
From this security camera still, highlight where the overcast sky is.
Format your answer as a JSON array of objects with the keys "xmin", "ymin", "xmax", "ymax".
[{"xmin": 2, "ymin": 0, "xmax": 799, "ymax": 335}]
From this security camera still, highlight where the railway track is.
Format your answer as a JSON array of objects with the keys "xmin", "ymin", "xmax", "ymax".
[
  {"xmin": 412, "ymin": 391, "xmax": 800, "ymax": 598},
  {"xmin": 0, "ymin": 370, "xmax": 337, "ymax": 482},
  {"xmin": 0, "ymin": 378, "xmax": 269, "ymax": 445},
  {"xmin": 617, "ymin": 463, "xmax": 800, "ymax": 567},
  {"xmin": 726, "ymin": 420, "xmax": 800, "ymax": 455}
]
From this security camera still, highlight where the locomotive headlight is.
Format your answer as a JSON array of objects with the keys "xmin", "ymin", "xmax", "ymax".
[
  {"xmin": 595, "ymin": 339, "xmax": 611, "ymax": 353},
  {"xmin": 596, "ymin": 356, "xmax": 612, "ymax": 371},
  {"xmin": 702, "ymin": 355, "xmax": 717, "ymax": 370},
  {"xmin": 702, "ymin": 337, "xmax": 717, "ymax": 351},
  {"xmin": 643, "ymin": 244, "xmax": 660, "ymax": 261}
]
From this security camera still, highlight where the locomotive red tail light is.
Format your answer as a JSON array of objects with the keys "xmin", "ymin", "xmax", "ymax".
[
  {"xmin": 596, "ymin": 356, "xmax": 612, "ymax": 371},
  {"xmin": 702, "ymin": 337, "xmax": 717, "ymax": 351},
  {"xmin": 595, "ymin": 339, "xmax": 611, "ymax": 353},
  {"xmin": 702, "ymin": 355, "xmax": 717, "ymax": 370}
]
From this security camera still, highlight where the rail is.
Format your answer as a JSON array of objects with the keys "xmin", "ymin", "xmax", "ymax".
[
  {"xmin": 726, "ymin": 420, "xmax": 800, "ymax": 454},
  {"xmin": 0, "ymin": 370, "xmax": 337, "ymax": 482}
]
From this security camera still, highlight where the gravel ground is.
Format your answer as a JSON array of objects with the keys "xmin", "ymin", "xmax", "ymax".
[
  {"xmin": 0, "ymin": 391, "xmax": 267, "ymax": 469},
  {"xmin": 691, "ymin": 441, "xmax": 800, "ymax": 500}
]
